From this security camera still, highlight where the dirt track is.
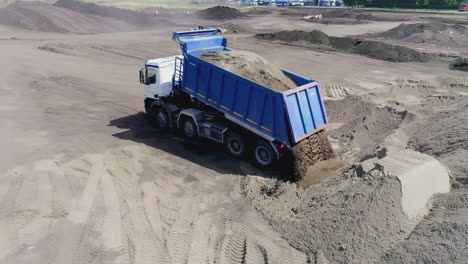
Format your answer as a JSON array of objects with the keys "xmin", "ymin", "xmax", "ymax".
[{"xmin": 1, "ymin": 2, "xmax": 468, "ymax": 264}]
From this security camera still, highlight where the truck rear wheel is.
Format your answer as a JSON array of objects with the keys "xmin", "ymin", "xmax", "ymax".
[
  {"xmin": 251, "ymin": 139, "xmax": 277, "ymax": 168},
  {"xmin": 181, "ymin": 117, "xmax": 198, "ymax": 139},
  {"xmin": 224, "ymin": 131, "xmax": 246, "ymax": 158},
  {"xmin": 155, "ymin": 108, "xmax": 169, "ymax": 130}
]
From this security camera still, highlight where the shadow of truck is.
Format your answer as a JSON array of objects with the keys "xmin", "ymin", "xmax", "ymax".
[{"xmin": 108, "ymin": 112, "xmax": 282, "ymax": 180}]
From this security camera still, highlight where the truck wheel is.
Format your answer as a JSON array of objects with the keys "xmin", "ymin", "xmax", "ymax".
[
  {"xmin": 181, "ymin": 117, "xmax": 198, "ymax": 139},
  {"xmin": 224, "ymin": 131, "xmax": 246, "ymax": 158},
  {"xmin": 155, "ymin": 108, "xmax": 169, "ymax": 130},
  {"xmin": 252, "ymin": 139, "xmax": 277, "ymax": 168}
]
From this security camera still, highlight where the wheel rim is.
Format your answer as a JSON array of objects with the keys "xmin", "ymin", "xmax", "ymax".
[
  {"xmin": 255, "ymin": 146, "xmax": 271, "ymax": 166},
  {"xmin": 184, "ymin": 121, "xmax": 195, "ymax": 138},
  {"xmin": 158, "ymin": 111, "xmax": 168, "ymax": 128},
  {"xmin": 228, "ymin": 138, "xmax": 242, "ymax": 155}
]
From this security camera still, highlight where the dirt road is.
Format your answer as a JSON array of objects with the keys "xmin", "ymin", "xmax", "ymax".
[{"xmin": 1, "ymin": 3, "xmax": 467, "ymax": 264}]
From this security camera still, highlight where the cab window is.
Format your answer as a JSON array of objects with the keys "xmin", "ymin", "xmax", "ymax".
[{"xmin": 146, "ymin": 68, "xmax": 157, "ymax": 84}]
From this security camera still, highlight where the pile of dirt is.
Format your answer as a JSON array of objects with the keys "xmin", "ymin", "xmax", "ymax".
[
  {"xmin": 307, "ymin": 18, "xmax": 369, "ymax": 25},
  {"xmin": 54, "ymin": 0, "xmax": 153, "ymax": 25},
  {"xmin": 196, "ymin": 5, "xmax": 246, "ymax": 20},
  {"xmin": 199, "ymin": 50, "xmax": 296, "ymax": 92},
  {"xmin": 373, "ymin": 23, "xmax": 468, "ymax": 47},
  {"xmin": 450, "ymin": 57, "xmax": 468, "ymax": 72},
  {"xmin": 242, "ymin": 165, "xmax": 413, "ymax": 264},
  {"xmin": 0, "ymin": 1, "xmax": 136, "ymax": 33},
  {"xmin": 256, "ymin": 30, "xmax": 432, "ymax": 63},
  {"xmin": 256, "ymin": 30, "xmax": 331, "ymax": 45},
  {"xmin": 325, "ymin": 96, "xmax": 412, "ymax": 159}
]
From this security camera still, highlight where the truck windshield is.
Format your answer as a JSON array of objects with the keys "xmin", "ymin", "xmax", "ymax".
[{"xmin": 146, "ymin": 68, "xmax": 157, "ymax": 84}]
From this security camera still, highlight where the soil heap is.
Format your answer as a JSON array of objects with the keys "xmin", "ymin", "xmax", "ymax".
[
  {"xmin": 374, "ymin": 23, "xmax": 468, "ymax": 47},
  {"xmin": 256, "ymin": 30, "xmax": 431, "ymax": 63},
  {"xmin": 0, "ymin": 1, "xmax": 136, "ymax": 33},
  {"xmin": 200, "ymin": 50, "xmax": 296, "ymax": 92},
  {"xmin": 450, "ymin": 58, "xmax": 468, "ymax": 72},
  {"xmin": 54, "ymin": 0, "xmax": 154, "ymax": 25},
  {"xmin": 196, "ymin": 6, "xmax": 246, "ymax": 20}
]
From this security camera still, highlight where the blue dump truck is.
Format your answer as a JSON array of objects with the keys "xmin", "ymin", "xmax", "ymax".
[{"xmin": 140, "ymin": 30, "xmax": 331, "ymax": 171}]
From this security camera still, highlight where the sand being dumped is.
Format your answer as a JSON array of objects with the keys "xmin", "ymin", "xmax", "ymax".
[
  {"xmin": 200, "ymin": 50, "xmax": 334, "ymax": 180},
  {"xmin": 200, "ymin": 50, "xmax": 296, "ymax": 92},
  {"xmin": 373, "ymin": 23, "xmax": 468, "ymax": 47},
  {"xmin": 256, "ymin": 30, "xmax": 432, "ymax": 63},
  {"xmin": 196, "ymin": 6, "xmax": 246, "ymax": 20}
]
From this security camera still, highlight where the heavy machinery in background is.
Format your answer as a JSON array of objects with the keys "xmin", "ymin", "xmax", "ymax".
[{"xmin": 140, "ymin": 30, "xmax": 331, "ymax": 172}]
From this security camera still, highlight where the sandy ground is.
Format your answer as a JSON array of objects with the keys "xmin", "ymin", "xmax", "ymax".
[{"xmin": 0, "ymin": 3, "xmax": 467, "ymax": 264}]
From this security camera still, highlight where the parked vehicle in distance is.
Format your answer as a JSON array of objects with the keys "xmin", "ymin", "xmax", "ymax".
[{"xmin": 459, "ymin": 3, "xmax": 468, "ymax": 12}]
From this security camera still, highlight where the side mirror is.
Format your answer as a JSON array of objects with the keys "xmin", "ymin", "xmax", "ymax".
[{"xmin": 139, "ymin": 68, "xmax": 146, "ymax": 84}]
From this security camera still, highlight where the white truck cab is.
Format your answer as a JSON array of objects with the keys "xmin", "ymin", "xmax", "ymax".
[{"xmin": 140, "ymin": 55, "xmax": 182, "ymax": 99}]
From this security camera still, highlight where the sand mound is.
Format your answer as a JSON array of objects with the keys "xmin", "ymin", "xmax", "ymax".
[
  {"xmin": 450, "ymin": 58, "xmax": 468, "ymax": 72},
  {"xmin": 243, "ymin": 165, "xmax": 413, "ymax": 264},
  {"xmin": 196, "ymin": 6, "xmax": 246, "ymax": 20},
  {"xmin": 200, "ymin": 50, "xmax": 296, "ymax": 92},
  {"xmin": 257, "ymin": 30, "xmax": 331, "ymax": 45},
  {"xmin": 54, "ymin": 0, "xmax": 153, "ymax": 25},
  {"xmin": 256, "ymin": 30, "xmax": 431, "ymax": 63},
  {"xmin": 374, "ymin": 23, "xmax": 468, "ymax": 47},
  {"xmin": 0, "ymin": 1, "xmax": 137, "ymax": 33},
  {"xmin": 325, "ymin": 96, "xmax": 411, "ymax": 159},
  {"xmin": 308, "ymin": 18, "xmax": 369, "ymax": 25}
]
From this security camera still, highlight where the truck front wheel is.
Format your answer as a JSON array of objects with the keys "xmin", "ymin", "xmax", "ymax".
[
  {"xmin": 224, "ymin": 131, "xmax": 246, "ymax": 158},
  {"xmin": 251, "ymin": 139, "xmax": 277, "ymax": 168},
  {"xmin": 155, "ymin": 108, "xmax": 169, "ymax": 130},
  {"xmin": 181, "ymin": 117, "xmax": 198, "ymax": 139}
]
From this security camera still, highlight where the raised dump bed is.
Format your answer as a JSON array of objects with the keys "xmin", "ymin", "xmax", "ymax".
[{"xmin": 172, "ymin": 29, "xmax": 328, "ymax": 149}]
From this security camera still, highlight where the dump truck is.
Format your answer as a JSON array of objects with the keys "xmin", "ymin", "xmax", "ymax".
[{"xmin": 140, "ymin": 29, "xmax": 331, "ymax": 171}]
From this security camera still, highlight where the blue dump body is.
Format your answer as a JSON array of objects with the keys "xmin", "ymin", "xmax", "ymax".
[{"xmin": 172, "ymin": 30, "xmax": 328, "ymax": 149}]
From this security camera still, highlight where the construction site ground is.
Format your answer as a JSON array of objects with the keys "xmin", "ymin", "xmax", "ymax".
[{"xmin": 0, "ymin": 2, "xmax": 467, "ymax": 264}]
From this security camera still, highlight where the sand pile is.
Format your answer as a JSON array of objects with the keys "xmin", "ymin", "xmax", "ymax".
[
  {"xmin": 0, "ymin": 1, "xmax": 138, "ymax": 33},
  {"xmin": 256, "ymin": 30, "xmax": 432, "ymax": 63},
  {"xmin": 196, "ymin": 6, "xmax": 246, "ymax": 20},
  {"xmin": 307, "ymin": 18, "xmax": 369, "ymax": 25},
  {"xmin": 54, "ymin": 0, "xmax": 153, "ymax": 25},
  {"xmin": 374, "ymin": 23, "xmax": 468, "ymax": 47},
  {"xmin": 325, "ymin": 96, "xmax": 411, "ymax": 159},
  {"xmin": 450, "ymin": 57, "xmax": 468, "ymax": 72},
  {"xmin": 242, "ymin": 165, "xmax": 414, "ymax": 263},
  {"xmin": 200, "ymin": 50, "xmax": 296, "ymax": 92}
]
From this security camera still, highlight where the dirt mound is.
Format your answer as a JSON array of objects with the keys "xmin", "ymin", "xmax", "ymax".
[
  {"xmin": 242, "ymin": 165, "xmax": 413, "ymax": 264},
  {"xmin": 256, "ymin": 30, "xmax": 432, "ymax": 63},
  {"xmin": 325, "ymin": 96, "xmax": 411, "ymax": 159},
  {"xmin": 196, "ymin": 6, "xmax": 246, "ymax": 20},
  {"xmin": 450, "ymin": 58, "xmax": 468, "ymax": 72},
  {"xmin": 256, "ymin": 30, "xmax": 331, "ymax": 45},
  {"xmin": 54, "ymin": 0, "xmax": 153, "ymax": 25},
  {"xmin": 308, "ymin": 18, "xmax": 369, "ymax": 25},
  {"xmin": 374, "ymin": 23, "xmax": 468, "ymax": 47},
  {"xmin": 199, "ymin": 50, "xmax": 296, "ymax": 92},
  {"xmin": 0, "ymin": 1, "xmax": 136, "ymax": 33}
]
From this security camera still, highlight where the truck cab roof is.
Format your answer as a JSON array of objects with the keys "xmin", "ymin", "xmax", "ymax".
[{"xmin": 146, "ymin": 55, "xmax": 182, "ymax": 68}]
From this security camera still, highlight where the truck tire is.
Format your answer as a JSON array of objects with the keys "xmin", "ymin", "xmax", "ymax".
[
  {"xmin": 181, "ymin": 117, "xmax": 198, "ymax": 139},
  {"xmin": 224, "ymin": 131, "xmax": 246, "ymax": 158},
  {"xmin": 155, "ymin": 108, "xmax": 169, "ymax": 130},
  {"xmin": 251, "ymin": 139, "xmax": 277, "ymax": 168}
]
